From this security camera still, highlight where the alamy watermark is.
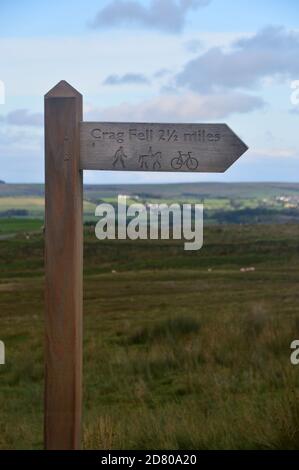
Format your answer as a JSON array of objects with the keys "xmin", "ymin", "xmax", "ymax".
[
  {"xmin": 290, "ymin": 80, "xmax": 299, "ymax": 106},
  {"xmin": 95, "ymin": 196, "xmax": 203, "ymax": 251},
  {"xmin": 0, "ymin": 80, "xmax": 5, "ymax": 104},
  {"xmin": 0, "ymin": 340, "xmax": 5, "ymax": 365},
  {"xmin": 290, "ymin": 340, "xmax": 299, "ymax": 365}
]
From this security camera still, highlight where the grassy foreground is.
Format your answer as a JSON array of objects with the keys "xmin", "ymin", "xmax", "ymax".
[{"xmin": 0, "ymin": 222, "xmax": 299, "ymax": 449}]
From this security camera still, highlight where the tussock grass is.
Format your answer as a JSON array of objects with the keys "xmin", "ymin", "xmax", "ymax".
[{"xmin": 124, "ymin": 315, "xmax": 201, "ymax": 345}]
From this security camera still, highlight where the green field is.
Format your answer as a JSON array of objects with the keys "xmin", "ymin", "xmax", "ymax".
[
  {"xmin": 0, "ymin": 218, "xmax": 44, "ymax": 236},
  {"xmin": 0, "ymin": 221, "xmax": 299, "ymax": 449}
]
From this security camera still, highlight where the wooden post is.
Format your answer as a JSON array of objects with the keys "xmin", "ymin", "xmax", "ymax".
[{"xmin": 44, "ymin": 81, "xmax": 83, "ymax": 449}]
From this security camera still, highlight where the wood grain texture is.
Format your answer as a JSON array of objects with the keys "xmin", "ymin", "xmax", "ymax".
[
  {"xmin": 80, "ymin": 122, "xmax": 248, "ymax": 173},
  {"xmin": 44, "ymin": 81, "xmax": 83, "ymax": 450}
]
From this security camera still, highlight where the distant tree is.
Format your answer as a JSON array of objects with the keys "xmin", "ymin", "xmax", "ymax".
[{"xmin": 0, "ymin": 209, "xmax": 29, "ymax": 217}]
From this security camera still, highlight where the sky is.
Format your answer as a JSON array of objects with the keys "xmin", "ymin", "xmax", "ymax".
[{"xmin": 0, "ymin": 0, "xmax": 298, "ymax": 184}]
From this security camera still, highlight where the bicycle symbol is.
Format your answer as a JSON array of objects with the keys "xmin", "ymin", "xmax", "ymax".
[{"xmin": 171, "ymin": 151, "xmax": 198, "ymax": 170}]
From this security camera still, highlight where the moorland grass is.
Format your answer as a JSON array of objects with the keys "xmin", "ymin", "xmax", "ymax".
[{"xmin": 0, "ymin": 223, "xmax": 299, "ymax": 448}]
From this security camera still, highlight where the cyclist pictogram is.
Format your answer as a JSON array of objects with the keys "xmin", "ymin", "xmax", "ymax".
[{"xmin": 171, "ymin": 151, "xmax": 198, "ymax": 170}]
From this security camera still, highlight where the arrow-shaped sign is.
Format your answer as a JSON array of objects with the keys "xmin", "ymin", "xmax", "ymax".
[{"xmin": 80, "ymin": 122, "xmax": 248, "ymax": 172}]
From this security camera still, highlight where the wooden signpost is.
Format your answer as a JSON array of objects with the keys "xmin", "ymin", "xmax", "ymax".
[
  {"xmin": 44, "ymin": 81, "xmax": 248, "ymax": 450},
  {"xmin": 80, "ymin": 122, "xmax": 247, "ymax": 172}
]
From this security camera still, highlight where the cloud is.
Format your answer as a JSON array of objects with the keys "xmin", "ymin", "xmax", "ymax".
[
  {"xmin": 2, "ymin": 89, "xmax": 264, "ymax": 137},
  {"xmin": 86, "ymin": 91, "xmax": 264, "ymax": 122},
  {"xmin": 2, "ymin": 109, "xmax": 43, "ymax": 127},
  {"xmin": 176, "ymin": 26, "xmax": 299, "ymax": 92},
  {"xmin": 103, "ymin": 73, "xmax": 150, "ymax": 85},
  {"xmin": 249, "ymin": 146, "xmax": 299, "ymax": 159},
  {"xmin": 153, "ymin": 68, "xmax": 172, "ymax": 79},
  {"xmin": 183, "ymin": 38, "xmax": 203, "ymax": 53},
  {"xmin": 89, "ymin": 0, "xmax": 211, "ymax": 33}
]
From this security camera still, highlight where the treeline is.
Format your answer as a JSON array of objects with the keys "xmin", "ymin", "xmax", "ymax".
[{"xmin": 206, "ymin": 207, "xmax": 299, "ymax": 224}]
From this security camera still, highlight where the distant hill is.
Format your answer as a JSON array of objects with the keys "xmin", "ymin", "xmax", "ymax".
[
  {"xmin": 1, "ymin": 182, "xmax": 299, "ymax": 224},
  {"xmin": 1, "ymin": 182, "xmax": 299, "ymax": 199}
]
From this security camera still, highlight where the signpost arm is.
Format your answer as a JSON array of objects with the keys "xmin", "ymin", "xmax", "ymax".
[{"xmin": 44, "ymin": 80, "xmax": 83, "ymax": 449}]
